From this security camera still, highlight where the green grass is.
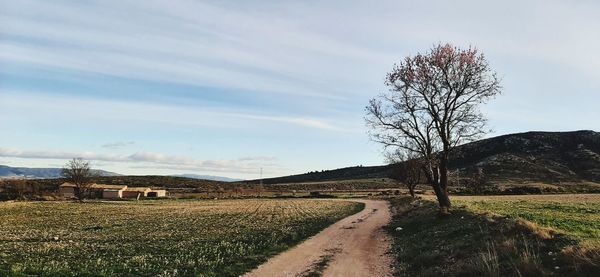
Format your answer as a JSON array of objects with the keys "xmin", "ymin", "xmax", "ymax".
[
  {"xmin": 461, "ymin": 200, "xmax": 600, "ymax": 241},
  {"xmin": 386, "ymin": 197, "xmax": 599, "ymax": 276},
  {"xmin": 0, "ymin": 199, "xmax": 364, "ymax": 276}
]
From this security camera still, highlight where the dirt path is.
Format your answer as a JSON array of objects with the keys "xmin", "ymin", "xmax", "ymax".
[{"xmin": 244, "ymin": 199, "xmax": 393, "ymax": 277}]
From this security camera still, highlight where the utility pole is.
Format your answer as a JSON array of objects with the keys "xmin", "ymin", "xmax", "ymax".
[{"xmin": 260, "ymin": 167, "xmax": 263, "ymax": 186}]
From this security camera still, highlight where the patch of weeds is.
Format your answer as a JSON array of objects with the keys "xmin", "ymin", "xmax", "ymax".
[
  {"xmin": 386, "ymin": 197, "xmax": 600, "ymax": 276},
  {"xmin": 560, "ymin": 242, "xmax": 600, "ymax": 275},
  {"xmin": 477, "ymin": 241, "xmax": 500, "ymax": 277}
]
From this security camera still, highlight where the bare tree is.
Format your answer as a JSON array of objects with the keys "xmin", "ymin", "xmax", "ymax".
[
  {"xmin": 366, "ymin": 43, "xmax": 501, "ymax": 213},
  {"xmin": 62, "ymin": 158, "xmax": 95, "ymax": 202},
  {"xmin": 469, "ymin": 167, "xmax": 489, "ymax": 194},
  {"xmin": 387, "ymin": 151, "xmax": 422, "ymax": 198}
]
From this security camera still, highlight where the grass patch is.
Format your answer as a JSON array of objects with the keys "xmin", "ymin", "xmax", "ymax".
[
  {"xmin": 386, "ymin": 197, "xmax": 599, "ymax": 276},
  {"xmin": 460, "ymin": 200, "xmax": 600, "ymax": 241},
  {"xmin": 0, "ymin": 199, "xmax": 363, "ymax": 276}
]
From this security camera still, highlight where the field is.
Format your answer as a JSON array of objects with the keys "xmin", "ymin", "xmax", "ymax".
[
  {"xmin": 388, "ymin": 194, "xmax": 600, "ymax": 276},
  {"xmin": 0, "ymin": 199, "xmax": 363, "ymax": 276},
  {"xmin": 455, "ymin": 194, "xmax": 600, "ymax": 241}
]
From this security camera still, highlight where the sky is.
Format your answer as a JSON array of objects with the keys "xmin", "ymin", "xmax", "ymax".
[{"xmin": 1, "ymin": 0, "xmax": 599, "ymax": 179}]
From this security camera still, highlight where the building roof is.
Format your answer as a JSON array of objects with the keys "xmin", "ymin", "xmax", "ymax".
[
  {"xmin": 59, "ymin": 182, "xmax": 127, "ymax": 190},
  {"xmin": 124, "ymin": 187, "xmax": 151, "ymax": 192},
  {"xmin": 60, "ymin": 182, "xmax": 76, "ymax": 188},
  {"xmin": 90, "ymin": 184, "xmax": 128, "ymax": 190}
]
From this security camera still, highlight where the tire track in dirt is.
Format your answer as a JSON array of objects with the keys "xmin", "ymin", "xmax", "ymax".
[{"xmin": 244, "ymin": 199, "xmax": 393, "ymax": 277}]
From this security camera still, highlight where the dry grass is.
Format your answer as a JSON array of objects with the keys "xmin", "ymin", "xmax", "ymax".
[
  {"xmin": 514, "ymin": 236, "xmax": 546, "ymax": 276},
  {"xmin": 387, "ymin": 195, "xmax": 600, "ymax": 276},
  {"xmin": 513, "ymin": 219, "xmax": 560, "ymax": 240},
  {"xmin": 562, "ymin": 242, "xmax": 600, "ymax": 272},
  {"xmin": 478, "ymin": 241, "xmax": 500, "ymax": 277}
]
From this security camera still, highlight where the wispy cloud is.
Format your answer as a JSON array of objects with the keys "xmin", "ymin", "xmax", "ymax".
[
  {"xmin": 237, "ymin": 156, "xmax": 278, "ymax": 162},
  {"xmin": 0, "ymin": 147, "xmax": 282, "ymax": 175},
  {"xmin": 101, "ymin": 141, "xmax": 135, "ymax": 149},
  {"xmin": 0, "ymin": 90, "xmax": 343, "ymax": 131},
  {"xmin": 0, "ymin": 0, "xmax": 386, "ymax": 102}
]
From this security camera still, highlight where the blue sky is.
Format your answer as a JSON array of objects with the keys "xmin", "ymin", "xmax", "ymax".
[{"xmin": 1, "ymin": 0, "xmax": 599, "ymax": 179}]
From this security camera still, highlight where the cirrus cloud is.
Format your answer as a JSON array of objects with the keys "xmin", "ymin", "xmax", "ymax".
[
  {"xmin": 101, "ymin": 141, "xmax": 135, "ymax": 149},
  {"xmin": 0, "ymin": 147, "xmax": 282, "ymax": 175}
]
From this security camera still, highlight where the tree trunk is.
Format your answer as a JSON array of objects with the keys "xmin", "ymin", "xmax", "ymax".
[
  {"xmin": 408, "ymin": 185, "xmax": 416, "ymax": 198},
  {"xmin": 424, "ymin": 163, "xmax": 451, "ymax": 214},
  {"xmin": 439, "ymin": 156, "xmax": 449, "ymax": 192},
  {"xmin": 438, "ymin": 155, "xmax": 451, "ymax": 210},
  {"xmin": 431, "ymin": 182, "xmax": 450, "ymax": 206},
  {"xmin": 431, "ymin": 182, "xmax": 451, "ymax": 214}
]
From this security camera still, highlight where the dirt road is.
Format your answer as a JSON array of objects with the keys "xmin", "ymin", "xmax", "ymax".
[{"xmin": 244, "ymin": 199, "xmax": 393, "ymax": 277}]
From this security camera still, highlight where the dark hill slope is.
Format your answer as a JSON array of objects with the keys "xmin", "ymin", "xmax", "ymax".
[
  {"xmin": 247, "ymin": 165, "xmax": 393, "ymax": 185},
  {"xmin": 252, "ymin": 130, "xmax": 600, "ymax": 184},
  {"xmin": 450, "ymin": 130, "xmax": 600, "ymax": 182}
]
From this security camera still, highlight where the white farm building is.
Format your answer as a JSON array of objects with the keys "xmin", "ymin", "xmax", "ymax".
[{"xmin": 59, "ymin": 182, "xmax": 167, "ymax": 199}]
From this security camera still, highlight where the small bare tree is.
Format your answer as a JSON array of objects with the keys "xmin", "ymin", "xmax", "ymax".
[
  {"xmin": 366, "ymin": 43, "xmax": 501, "ymax": 213},
  {"xmin": 387, "ymin": 151, "xmax": 422, "ymax": 198},
  {"xmin": 469, "ymin": 167, "xmax": 489, "ymax": 194},
  {"xmin": 62, "ymin": 158, "xmax": 95, "ymax": 202}
]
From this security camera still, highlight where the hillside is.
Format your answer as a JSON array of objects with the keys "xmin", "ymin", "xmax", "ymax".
[
  {"xmin": 171, "ymin": 174, "xmax": 243, "ymax": 182},
  {"xmin": 450, "ymin": 130, "xmax": 600, "ymax": 182},
  {"xmin": 251, "ymin": 130, "xmax": 600, "ymax": 184},
  {"xmin": 246, "ymin": 165, "xmax": 394, "ymax": 185}
]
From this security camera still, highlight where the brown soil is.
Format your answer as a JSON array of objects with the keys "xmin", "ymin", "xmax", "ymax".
[{"xmin": 244, "ymin": 199, "xmax": 393, "ymax": 277}]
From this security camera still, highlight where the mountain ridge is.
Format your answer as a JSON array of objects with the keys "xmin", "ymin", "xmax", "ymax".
[
  {"xmin": 248, "ymin": 130, "xmax": 600, "ymax": 184},
  {"xmin": 0, "ymin": 165, "xmax": 119, "ymax": 179},
  {"xmin": 0, "ymin": 165, "xmax": 242, "ymax": 182},
  {"xmin": 170, "ymin": 174, "xmax": 243, "ymax": 182}
]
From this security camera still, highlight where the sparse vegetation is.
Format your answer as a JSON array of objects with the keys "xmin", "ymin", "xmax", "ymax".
[
  {"xmin": 387, "ymin": 195, "xmax": 600, "ymax": 276},
  {"xmin": 460, "ymin": 198, "xmax": 600, "ymax": 241},
  {"xmin": 0, "ymin": 179, "xmax": 33, "ymax": 200},
  {"xmin": 0, "ymin": 199, "xmax": 363, "ymax": 276}
]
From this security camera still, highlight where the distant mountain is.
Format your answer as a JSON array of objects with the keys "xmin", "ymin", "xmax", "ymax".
[
  {"xmin": 171, "ymin": 174, "xmax": 243, "ymax": 182},
  {"xmin": 0, "ymin": 165, "xmax": 119, "ymax": 179},
  {"xmin": 0, "ymin": 165, "xmax": 241, "ymax": 182},
  {"xmin": 249, "ymin": 130, "xmax": 600, "ymax": 184}
]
